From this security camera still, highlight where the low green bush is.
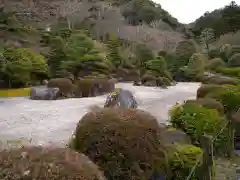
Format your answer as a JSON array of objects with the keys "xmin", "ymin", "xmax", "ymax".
[
  {"xmin": 208, "ymin": 58, "xmax": 225, "ymax": 70},
  {"xmin": 228, "ymin": 53, "xmax": 240, "ymax": 67},
  {"xmin": 75, "ymin": 78, "xmax": 115, "ymax": 97},
  {"xmin": 186, "ymin": 98, "xmax": 225, "ymax": 114},
  {"xmin": 47, "ymin": 78, "xmax": 75, "ymax": 95},
  {"xmin": 206, "ymin": 85, "xmax": 240, "ymax": 114},
  {"xmin": 197, "ymin": 84, "xmax": 225, "ymax": 98},
  {"xmin": 170, "ymin": 103, "xmax": 228, "ymax": 154},
  {"xmin": 216, "ymin": 67, "xmax": 240, "ymax": 78},
  {"xmin": 204, "ymin": 75, "xmax": 239, "ymax": 85},
  {"xmin": 168, "ymin": 144, "xmax": 203, "ymax": 180}
]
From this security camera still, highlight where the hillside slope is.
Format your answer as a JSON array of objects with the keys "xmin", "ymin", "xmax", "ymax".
[{"xmin": 4, "ymin": 0, "xmax": 185, "ymax": 53}]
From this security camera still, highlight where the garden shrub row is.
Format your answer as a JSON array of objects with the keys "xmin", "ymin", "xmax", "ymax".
[{"xmin": 47, "ymin": 77, "xmax": 115, "ymax": 98}]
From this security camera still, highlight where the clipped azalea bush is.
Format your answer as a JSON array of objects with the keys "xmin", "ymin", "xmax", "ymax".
[
  {"xmin": 141, "ymin": 71, "xmax": 156, "ymax": 84},
  {"xmin": 0, "ymin": 147, "xmax": 106, "ymax": 180},
  {"xmin": 168, "ymin": 144, "xmax": 203, "ymax": 180},
  {"xmin": 186, "ymin": 98, "xmax": 225, "ymax": 114},
  {"xmin": 70, "ymin": 108, "xmax": 168, "ymax": 180},
  {"xmin": 206, "ymin": 85, "xmax": 240, "ymax": 114},
  {"xmin": 197, "ymin": 84, "xmax": 225, "ymax": 98},
  {"xmin": 228, "ymin": 53, "xmax": 240, "ymax": 67},
  {"xmin": 75, "ymin": 78, "xmax": 115, "ymax": 97},
  {"xmin": 204, "ymin": 75, "xmax": 239, "ymax": 85},
  {"xmin": 215, "ymin": 67, "xmax": 240, "ymax": 78},
  {"xmin": 170, "ymin": 103, "xmax": 228, "ymax": 154},
  {"xmin": 47, "ymin": 78, "xmax": 76, "ymax": 96},
  {"xmin": 208, "ymin": 58, "xmax": 225, "ymax": 70}
]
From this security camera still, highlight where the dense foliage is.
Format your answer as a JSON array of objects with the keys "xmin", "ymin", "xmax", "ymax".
[{"xmin": 170, "ymin": 103, "xmax": 228, "ymax": 154}]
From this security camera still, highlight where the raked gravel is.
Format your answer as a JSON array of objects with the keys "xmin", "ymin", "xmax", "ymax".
[{"xmin": 0, "ymin": 82, "xmax": 201, "ymax": 148}]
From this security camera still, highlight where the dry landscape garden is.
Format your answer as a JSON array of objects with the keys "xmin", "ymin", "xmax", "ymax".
[{"xmin": 0, "ymin": 0, "xmax": 240, "ymax": 179}]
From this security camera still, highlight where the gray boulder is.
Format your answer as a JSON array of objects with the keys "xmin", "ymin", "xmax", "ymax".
[
  {"xmin": 159, "ymin": 128, "xmax": 191, "ymax": 145},
  {"xmin": 30, "ymin": 87, "xmax": 60, "ymax": 100},
  {"xmin": 104, "ymin": 88, "xmax": 138, "ymax": 108}
]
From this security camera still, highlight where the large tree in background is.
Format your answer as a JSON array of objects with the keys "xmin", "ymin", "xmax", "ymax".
[{"xmin": 221, "ymin": 1, "xmax": 240, "ymax": 33}]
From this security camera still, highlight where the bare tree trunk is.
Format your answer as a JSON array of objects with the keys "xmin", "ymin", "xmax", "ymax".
[{"xmin": 67, "ymin": 18, "xmax": 71, "ymax": 30}]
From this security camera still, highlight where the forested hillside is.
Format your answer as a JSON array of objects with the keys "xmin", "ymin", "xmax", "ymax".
[{"xmin": 189, "ymin": 1, "xmax": 240, "ymax": 39}]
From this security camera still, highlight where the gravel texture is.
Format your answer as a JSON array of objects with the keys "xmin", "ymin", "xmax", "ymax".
[{"xmin": 0, "ymin": 82, "xmax": 200, "ymax": 147}]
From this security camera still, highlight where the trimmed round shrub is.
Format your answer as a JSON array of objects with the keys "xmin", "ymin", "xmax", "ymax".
[
  {"xmin": 197, "ymin": 84, "xmax": 225, "ymax": 98},
  {"xmin": 204, "ymin": 75, "xmax": 239, "ymax": 85},
  {"xmin": 216, "ymin": 67, "xmax": 240, "ymax": 78},
  {"xmin": 170, "ymin": 103, "xmax": 228, "ymax": 154},
  {"xmin": 141, "ymin": 72, "xmax": 156, "ymax": 84},
  {"xmin": 168, "ymin": 144, "xmax": 203, "ymax": 180},
  {"xmin": 206, "ymin": 85, "xmax": 240, "ymax": 113},
  {"xmin": 156, "ymin": 77, "xmax": 172, "ymax": 87},
  {"xmin": 70, "ymin": 108, "xmax": 168, "ymax": 180},
  {"xmin": 0, "ymin": 147, "xmax": 106, "ymax": 180},
  {"xmin": 208, "ymin": 58, "xmax": 225, "ymax": 70},
  {"xmin": 75, "ymin": 78, "xmax": 115, "ymax": 97},
  {"xmin": 47, "ymin": 78, "xmax": 75, "ymax": 95},
  {"xmin": 186, "ymin": 98, "xmax": 224, "ymax": 114},
  {"xmin": 228, "ymin": 53, "xmax": 240, "ymax": 67},
  {"xmin": 175, "ymin": 40, "xmax": 196, "ymax": 59},
  {"xmin": 128, "ymin": 69, "xmax": 140, "ymax": 81}
]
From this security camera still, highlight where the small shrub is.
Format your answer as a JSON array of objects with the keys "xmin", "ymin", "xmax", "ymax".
[
  {"xmin": 0, "ymin": 147, "xmax": 106, "ymax": 180},
  {"xmin": 128, "ymin": 69, "xmax": 140, "ymax": 81},
  {"xmin": 206, "ymin": 85, "xmax": 240, "ymax": 113},
  {"xmin": 175, "ymin": 40, "xmax": 196, "ymax": 59},
  {"xmin": 204, "ymin": 76, "xmax": 239, "ymax": 85},
  {"xmin": 75, "ymin": 78, "xmax": 115, "ymax": 97},
  {"xmin": 70, "ymin": 108, "xmax": 168, "ymax": 180},
  {"xmin": 208, "ymin": 58, "xmax": 225, "ymax": 70},
  {"xmin": 156, "ymin": 77, "xmax": 172, "ymax": 87},
  {"xmin": 197, "ymin": 84, "xmax": 225, "ymax": 98},
  {"xmin": 170, "ymin": 103, "xmax": 228, "ymax": 154},
  {"xmin": 168, "ymin": 144, "xmax": 203, "ymax": 180},
  {"xmin": 186, "ymin": 98, "xmax": 224, "ymax": 114},
  {"xmin": 47, "ymin": 78, "xmax": 75, "ymax": 95},
  {"xmin": 216, "ymin": 67, "xmax": 240, "ymax": 78},
  {"xmin": 228, "ymin": 53, "xmax": 240, "ymax": 67},
  {"xmin": 141, "ymin": 72, "xmax": 156, "ymax": 84}
]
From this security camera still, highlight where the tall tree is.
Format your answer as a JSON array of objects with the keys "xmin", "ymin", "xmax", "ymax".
[
  {"xmin": 200, "ymin": 28, "xmax": 215, "ymax": 53},
  {"xmin": 222, "ymin": 1, "xmax": 240, "ymax": 33}
]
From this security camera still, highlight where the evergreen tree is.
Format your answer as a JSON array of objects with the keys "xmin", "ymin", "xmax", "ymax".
[{"xmin": 107, "ymin": 36, "xmax": 122, "ymax": 68}]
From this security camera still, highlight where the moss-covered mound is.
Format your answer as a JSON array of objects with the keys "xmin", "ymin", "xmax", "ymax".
[
  {"xmin": 71, "ymin": 108, "xmax": 168, "ymax": 180},
  {"xmin": 197, "ymin": 84, "xmax": 225, "ymax": 98},
  {"xmin": 186, "ymin": 98, "xmax": 224, "ymax": 114},
  {"xmin": 75, "ymin": 78, "xmax": 115, "ymax": 97},
  {"xmin": 0, "ymin": 147, "xmax": 106, "ymax": 180}
]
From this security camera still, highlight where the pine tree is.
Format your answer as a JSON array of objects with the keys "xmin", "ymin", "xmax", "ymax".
[{"xmin": 106, "ymin": 36, "xmax": 122, "ymax": 68}]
